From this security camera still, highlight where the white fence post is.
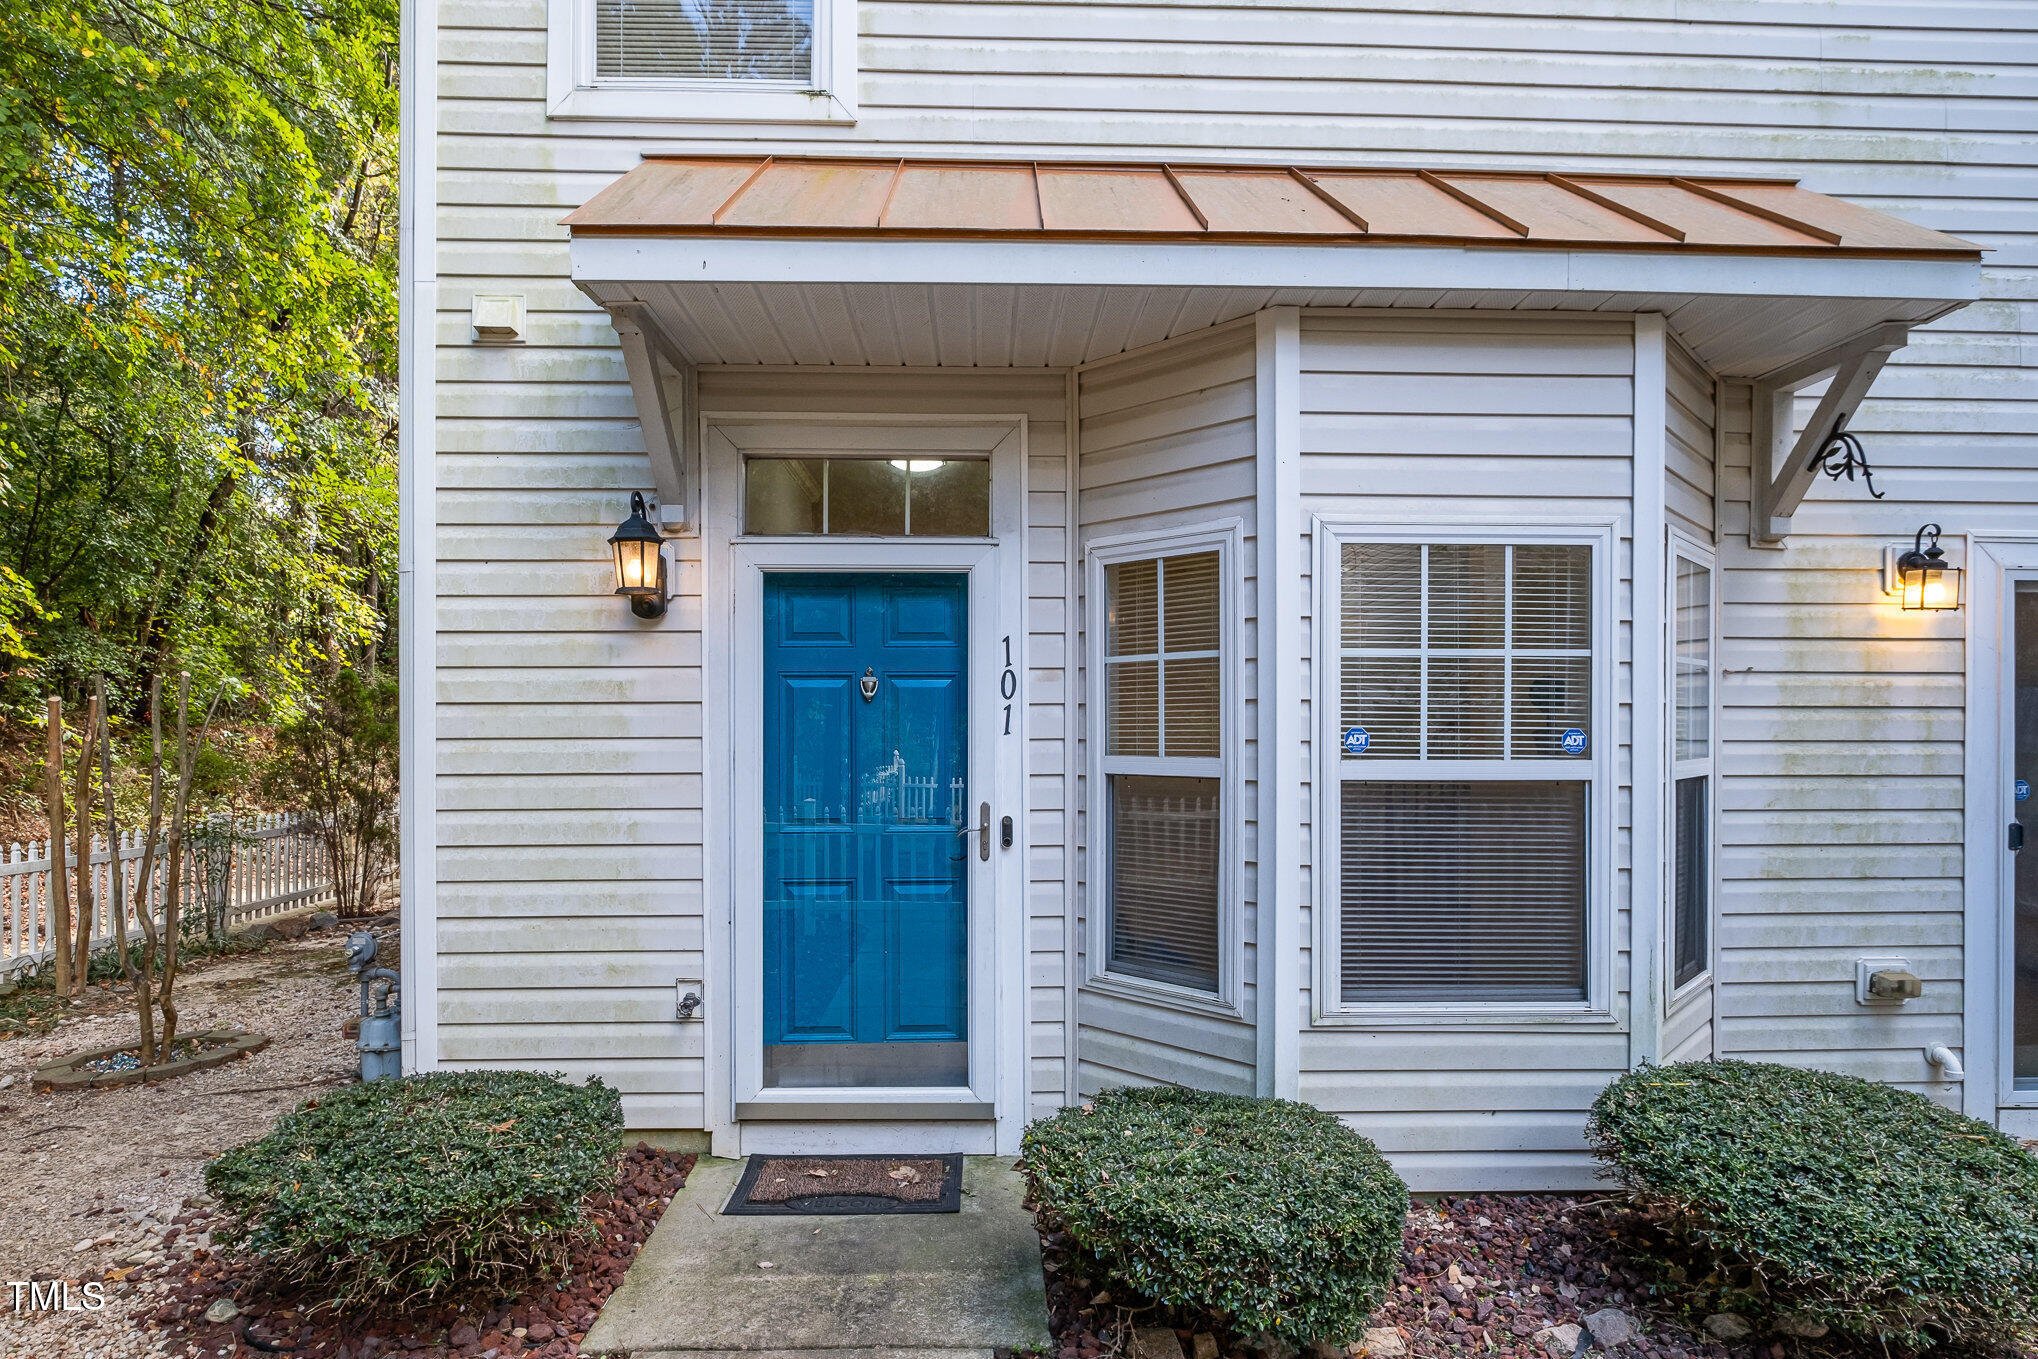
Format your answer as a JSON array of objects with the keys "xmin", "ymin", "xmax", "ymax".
[{"xmin": 0, "ymin": 814, "xmax": 345, "ymax": 979}]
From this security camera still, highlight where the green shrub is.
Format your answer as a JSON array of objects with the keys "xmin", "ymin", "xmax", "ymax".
[
  {"xmin": 205, "ymin": 1071, "xmax": 623, "ymax": 1307},
  {"xmin": 1023, "ymin": 1087, "xmax": 1408, "ymax": 1343},
  {"xmin": 1588, "ymin": 1059, "xmax": 2038, "ymax": 1349}
]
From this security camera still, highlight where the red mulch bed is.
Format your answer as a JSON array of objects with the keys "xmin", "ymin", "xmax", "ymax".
[
  {"xmin": 1040, "ymin": 1192, "xmax": 2022, "ymax": 1359},
  {"xmin": 137, "ymin": 1143, "xmax": 693, "ymax": 1359}
]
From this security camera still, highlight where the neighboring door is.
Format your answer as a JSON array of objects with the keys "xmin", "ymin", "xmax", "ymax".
[
  {"xmin": 2012, "ymin": 582, "xmax": 2038, "ymax": 1099},
  {"xmin": 761, "ymin": 572, "xmax": 970, "ymax": 1089}
]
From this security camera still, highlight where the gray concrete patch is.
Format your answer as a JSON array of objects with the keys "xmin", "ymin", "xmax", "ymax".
[{"xmin": 583, "ymin": 1155, "xmax": 1050, "ymax": 1356}]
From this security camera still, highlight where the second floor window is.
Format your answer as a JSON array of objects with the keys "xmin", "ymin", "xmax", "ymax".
[{"xmin": 596, "ymin": 0, "xmax": 815, "ymax": 84}]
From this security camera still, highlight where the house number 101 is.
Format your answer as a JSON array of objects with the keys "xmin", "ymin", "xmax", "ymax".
[{"xmin": 1000, "ymin": 635, "xmax": 1017, "ymax": 735}]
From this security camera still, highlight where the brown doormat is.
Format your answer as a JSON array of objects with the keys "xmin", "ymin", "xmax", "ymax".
[{"xmin": 722, "ymin": 1153, "xmax": 964, "ymax": 1215}]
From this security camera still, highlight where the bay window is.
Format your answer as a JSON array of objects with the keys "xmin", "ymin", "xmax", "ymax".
[
  {"xmin": 1090, "ymin": 532, "xmax": 1236, "ymax": 1002},
  {"xmin": 1324, "ymin": 527, "xmax": 1609, "ymax": 1014}
]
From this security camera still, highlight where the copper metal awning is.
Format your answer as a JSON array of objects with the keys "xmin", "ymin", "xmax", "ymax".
[{"xmin": 564, "ymin": 155, "xmax": 1979, "ymax": 259}]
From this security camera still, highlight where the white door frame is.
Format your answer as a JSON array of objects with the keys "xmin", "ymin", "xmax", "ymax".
[
  {"xmin": 1965, "ymin": 534, "xmax": 2038, "ymax": 1128},
  {"xmin": 699, "ymin": 414, "xmax": 1030, "ymax": 1156}
]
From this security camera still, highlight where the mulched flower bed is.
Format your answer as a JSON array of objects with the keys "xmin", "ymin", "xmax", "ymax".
[
  {"xmin": 1040, "ymin": 1192, "xmax": 2026, "ymax": 1359},
  {"xmin": 136, "ymin": 1143, "xmax": 694, "ymax": 1359}
]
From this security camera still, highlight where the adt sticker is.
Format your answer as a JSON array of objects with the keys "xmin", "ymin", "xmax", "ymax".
[
  {"xmin": 1341, "ymin": 727, "xmax": 1371, "ymax": 755},
  {"xmin": 2018, "ymin": 779, "xmax": 2031, "ymax": 803},
  {"xmin": 1560, "ymin": 728, "xmax": 1589, "ymax": 756}
]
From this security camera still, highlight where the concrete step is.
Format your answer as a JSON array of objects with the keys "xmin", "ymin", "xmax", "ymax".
[{"xmin": 581, "ymin": 1157, "xmax": 1050, "ymax": 1358}]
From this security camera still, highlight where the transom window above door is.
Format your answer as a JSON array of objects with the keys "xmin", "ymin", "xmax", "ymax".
[{"xmin": 744, "ymin": 457, "xmax": 991, "ymax": 537}]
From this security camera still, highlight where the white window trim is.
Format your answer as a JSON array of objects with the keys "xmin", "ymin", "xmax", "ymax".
[
  {"xmin": 1312, "ymin": 516, "xmax": 1620, "ymax": 1027},
  {"xmin": 1665, "ymin": 528, "xmax": 1720, "ymax": 1014},
  {"xmin": 1082, "ymin": 520, "xmax": 1246, "ymax": 1019},
  {"xmin": 547, "ymin": 0, "xmax": 857, "ymax": 123}
]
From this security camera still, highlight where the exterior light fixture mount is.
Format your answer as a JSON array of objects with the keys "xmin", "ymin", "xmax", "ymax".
[
  {"xmin": 1881, "ymin": 522, "xmax": 1962, "ymax": 612},
  {"xmin": 609, "ymin": 491, "xmax": 668, "ymax": 620}
]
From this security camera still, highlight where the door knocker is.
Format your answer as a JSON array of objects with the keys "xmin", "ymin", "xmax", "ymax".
[{"xmin": 859, "ymin": 667, "xmax": 879, "ymax": 702}]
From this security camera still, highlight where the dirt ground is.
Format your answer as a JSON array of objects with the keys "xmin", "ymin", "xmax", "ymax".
[{"xmin": 0, "ymin": 916, "xmax": 392, "ymax": 1358}]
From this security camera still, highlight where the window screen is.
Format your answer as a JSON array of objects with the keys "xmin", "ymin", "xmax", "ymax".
[
  {"xmin": 1101, "ymin": 549, "xmax": 1223, "ymax": 994},
  {"xmin": 1673, "ymin": 776, "xmax": 1708, "ymax": 988},
  {"xmin": 596, "ymin": 0, "xmax": 814, "ymax": 83},
  {"xmin": 1336, "ymin": 539, "xmax": 1595, "ymax": 1007},
  {"xmin": 1108, "ymin": 775, "xmax": 1221, "ymax": 992},
  {"xmin": 1340, "ymin": 781, "xmax": 1586, "ymax": 1003}
]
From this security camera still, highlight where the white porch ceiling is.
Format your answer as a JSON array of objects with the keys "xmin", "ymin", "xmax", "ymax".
[{"xmin": 578, "ymin": 276, "xmax": 1962, "ymax": 379}]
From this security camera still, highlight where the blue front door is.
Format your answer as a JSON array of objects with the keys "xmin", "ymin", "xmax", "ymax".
[{"xmin": 762, "ymin": 572, "xmax": 970, "ymax": 1089}]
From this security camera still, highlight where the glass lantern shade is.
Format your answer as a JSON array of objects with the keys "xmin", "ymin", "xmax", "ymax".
[
  {"xmin": 608, "ymin": 492, "xmax": 667, "ymax": 618},
  {"xmin": 1896, "ymin": 524, "xmax": 1961, "ymax": 612}
]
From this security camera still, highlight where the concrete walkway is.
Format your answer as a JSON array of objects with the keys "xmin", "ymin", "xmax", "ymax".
[{"xmin": 582, "ymin": 1156, "xmax": 1052, "ymax": 1358}]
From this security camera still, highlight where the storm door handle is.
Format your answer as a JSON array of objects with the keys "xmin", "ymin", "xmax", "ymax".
[{"xmin": 956, "ymin": 801, "xmax": 989, "ymax": 861}]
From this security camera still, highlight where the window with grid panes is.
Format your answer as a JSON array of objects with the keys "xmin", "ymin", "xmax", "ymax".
[
  {"xmin": 1101, "ymin": 549, "xmax": 1223, "ymax": 994},
  {"xmin": 1672, "ymin": 550, "xmax": 1714, "ymax": 991},
  {"xmin": 1336, "ymin": 540, "xmax": 1594, "ymax": 1005}
]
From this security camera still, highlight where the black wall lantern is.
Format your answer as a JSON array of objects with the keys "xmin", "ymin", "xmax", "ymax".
[
  {"xmin": 1890, "ymin": 523, "xmax": 1962, "ymax": 612},
  {"xmin": 609, "ymin": 492, "xmax": 668, "ymax": 619}
]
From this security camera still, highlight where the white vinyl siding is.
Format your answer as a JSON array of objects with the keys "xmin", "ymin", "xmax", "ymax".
[{"xmin": 1074, "ymin": 322, "xmax": 1258, "ymax": 1097}]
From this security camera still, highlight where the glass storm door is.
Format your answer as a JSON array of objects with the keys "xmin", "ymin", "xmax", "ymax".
[
  {"xmin": 2015, "ymin": 583, "xmax": 2038, "ymax": 1091},
  {"xmin": 761, "ymin": 572, "xmax": 970, "ymax": 1089}
]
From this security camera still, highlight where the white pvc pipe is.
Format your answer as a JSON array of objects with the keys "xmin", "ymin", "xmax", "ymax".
[{"xmin": 1925, "ymin": 1044, "xmax": 1966, "ymax": 1079}]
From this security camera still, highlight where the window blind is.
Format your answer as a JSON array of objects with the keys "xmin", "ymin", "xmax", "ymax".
[
  {"xmin": 595, "ymin": 0, "xmax": 814, "ymax": 83},
  {"xmin": 1102, "ymin": 549, "xmax": 1223, "ymax": 994},
  {"xmin": 1108, "ymin": 775, "xmax": 1221, "ymax": 992},
  {"xmin": 1340, "ymin": 780, "xmax": 1587, "ymax": 1003}
]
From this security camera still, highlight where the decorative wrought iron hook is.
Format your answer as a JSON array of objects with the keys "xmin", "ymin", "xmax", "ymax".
[{"xmin": 1811, "ymin": 412, "xmax": 1884, "ymax": 499}]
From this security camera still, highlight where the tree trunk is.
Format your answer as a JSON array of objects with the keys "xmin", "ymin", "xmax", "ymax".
[
  {"xmin": 128, "ymin": 676, "xmax": 167, "ymax": 1068},
  {"xmin": 159, "ymin": 827, "xmax": 181, "ymax": 1047},
  {"xmin": 45, "ymin": 697, "xmax": 70, "ymax": 996},
  {"xmin": 72, "ymin": 694, "xmax": 97, "ymax": 992},
  {"xmin": 97, "ymin": 677, "xmax": 129, "ymax": 979}
]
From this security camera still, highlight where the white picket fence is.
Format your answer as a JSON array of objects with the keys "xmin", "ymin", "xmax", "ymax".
[{"xmin": 0, "ymin": 813, "xmax": 334, "ymax": 980}]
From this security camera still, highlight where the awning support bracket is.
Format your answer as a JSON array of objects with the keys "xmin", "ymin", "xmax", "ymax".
[
  {"xmin": 608, "ymin": 301, "xmax": 697, "ymax": 534},
  {"xmin": 1748, "ymin": 321, "xmax": 1909, "ymax": 546}
]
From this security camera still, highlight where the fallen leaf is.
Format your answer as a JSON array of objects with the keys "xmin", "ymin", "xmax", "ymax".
[
  {"xmin": 758, "ymin": 1261, "xmax": 776, "ymax": 1269},
  {"xmin": 888, "ymin": 1166, "xmax": 920, "ymax": 1183},
  {"xmin": 487, "ymin": 1118, "xmax": 518, "ymax": 1133}
]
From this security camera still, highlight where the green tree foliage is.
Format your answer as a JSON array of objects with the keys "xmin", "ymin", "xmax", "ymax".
[
  {"xmin": 259, "ymin": 665, "xmax": 396, "ymax": 917},
  {"xmin": 0, "ymin": 0, "xmax": 398, "ymax": 718}
]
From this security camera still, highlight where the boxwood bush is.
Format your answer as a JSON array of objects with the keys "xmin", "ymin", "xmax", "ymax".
[
  {"xmin": 206, "ymin": 1071, "xmax": 623, "ymax": 1307},
  {"xmin": 1588, "ymin": 1059, "xmax": 2038, "ymax": 1348},
  {"xmin": 1023, "ymin": 1087, "xmax": 1407, "ymax": 1343}
]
